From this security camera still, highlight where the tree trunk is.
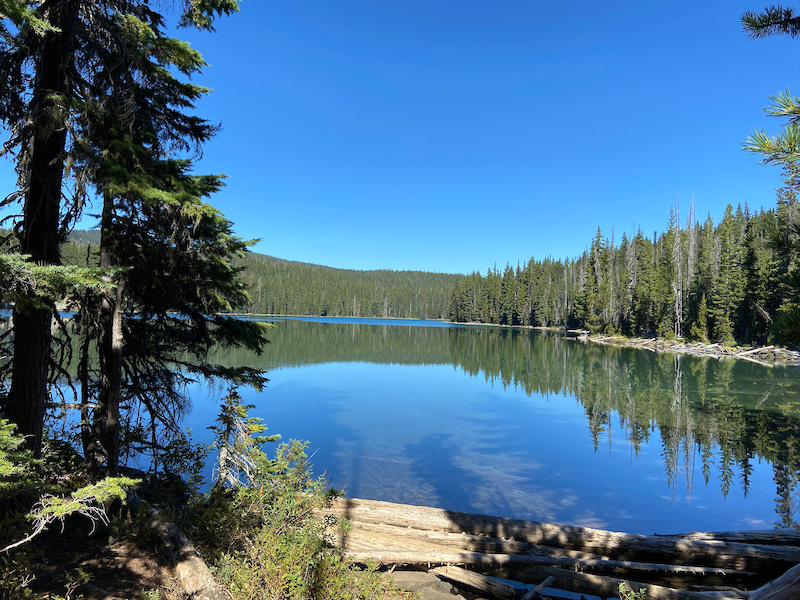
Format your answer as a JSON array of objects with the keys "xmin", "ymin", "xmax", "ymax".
[
  {"xmin": 93, "ymin": 279, "xmax": 124, "ymax": 476},
  {"xmin": 343, "ymin": 550, "xmax": 754, "ymax": 578},
  {"xmin": 429, "ymin": 565, "xmax": 517, "ymax": 600},
  {"xmin": 6, "ymin": 309, "xmax": 51, "ymax": 454},
  {"xmin": 90, "ymin": 190, "xmax": 125, "ymax": 477},
  {"xmin": 143, "ymin": 507, "xmax": 227, "ymax": 600},
  {"xmin": 503, "ymin": 565, "xmax": 737, "ymax": 600},
  {"xmin": 4, "ymin": 0, "xmax": 78, "ymax": 455},
  {"xmin": 79, "ymin": 300, "xmax": 99, "ymax": 469}
]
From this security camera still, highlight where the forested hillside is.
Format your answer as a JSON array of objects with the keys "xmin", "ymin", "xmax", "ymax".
[
  {"xmin": 234, "ymin": 253, "xmax": 461, "ymax": 319},
  {"xmin": 448, "ymin": 197, "xmax": 796, "ymax": 345},
  {"xmin": 58, "ymin": 231, "xmax": 462, "ymax": 320},
  {"xmin": 53, "ymin": 190, "xmax": 800, "ymax": 343}
]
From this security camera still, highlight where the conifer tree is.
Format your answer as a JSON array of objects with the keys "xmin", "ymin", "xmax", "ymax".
[
  {"xmin": 689, "ymin": 295, "xmax": 710, "ymax": 342},
  {"xmin": 631, "ymin": 231, "xmax": 656, "ymax": 335},
  {"xmin": 0, "ymin": 0, "xmax": 266, "ymax": 468},
  {"xmin": 75, "ymin": 3, "xmax": 269, "ymax": 476},
  {"xmin": 499, "ymin": 263, "xmax": 519, "ymax": 326},
  {"xmin": 742, "ymin": 208, "xmax": 778, "ymax": 342},
  {"xmin": 742, "ymin": 6, "xmax": 800, "ymax": 343},
  {"xmin": 621, "ymin": 232, "xmax": 637, "ymax": 333},
  {"xmin": 0, "ymin": 0, "xmax": 81, "ymax": 454}
]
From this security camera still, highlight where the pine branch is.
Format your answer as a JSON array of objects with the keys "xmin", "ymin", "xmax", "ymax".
[
  {"xmin": 764, "ymin": 90, "xmax": 800, "ymax": 120},
  {"xmin": 743, "ymin": 122, "xmax": 800, "ymax": 166},
  {"xmin": 742, "ymin": 5, "xmax": 800, "ymax": 39}
]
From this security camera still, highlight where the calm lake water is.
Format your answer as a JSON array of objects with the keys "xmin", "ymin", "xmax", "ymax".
[{"xmin": 185, "ymin": 317, "xmax": 800, "ymax": 535}]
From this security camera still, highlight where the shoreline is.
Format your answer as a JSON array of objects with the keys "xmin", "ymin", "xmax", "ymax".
[
  {"xmin": 584, "ymin": 334, "xmax": 800, "ymax": 366},
  {"xmin": 455, "ymin": 320, "xmax": 800, "ymax": 366},
  {"xmin": 233, "ymin": 313, "xmax": 800, "ymax": 366}
]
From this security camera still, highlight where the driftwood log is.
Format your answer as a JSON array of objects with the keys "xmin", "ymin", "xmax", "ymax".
[
  {"xmin": 324, "ymin": 497, "xmax": 800, "ymax": 572},
  {"xmin": 143, "ymin": 507, "xmax": 226, "ymax": 600},
  {"xmin": 672, "ymin": 530, "xmax": 800, "ymax": 546},
  {"xmin": 520, "ymin": 575, "xmax": 555, "ymax": 600},
  {"xmin": 430, "ymin": 565, "xmax": 517, "ymax": 599},
  {"xmin": 748, "ymin": 563, "xmax": 800, "ymax": 600},
  {"xmin": 586, "ymin": 336, "xmax": 800, "ymax": 366},
  {"xmin": 345, "ymin": 549, "xmax": 755, "ymax": 578},
  {"xmin": 502, "ymin": 565, "xmax": 746, "ymax": 600},
  {"xmin": 320, "ymin": 497, "xmax": 800, "ymax": 600}
]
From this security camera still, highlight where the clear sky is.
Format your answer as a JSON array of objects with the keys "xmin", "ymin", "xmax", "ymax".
[{"xmin": 4, "ymin": 0, "xmax": 800, "ymax": 274}]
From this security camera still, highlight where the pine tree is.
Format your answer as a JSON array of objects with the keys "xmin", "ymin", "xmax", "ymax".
[
  {"xmin": 0, "ymin": 0, "xmax": 82, "ymax": 454},
  {"xmin": 72, "ymin": 6, "xmax": 269, "ymax": 475},
  {"xmin": 209, "ymin": 388, "xmax": 280, "ymax": 490},
  {"xmin": 621, "ymin": 232, "xmax": 637, "ymax": 334},
  {"xmin": 0, "ymin": 0, "xmax": 261, "ymax": 465},
  {"xmin": 499, "ymin": 263, "xmax": 518, "ymax": 326},
  {"xmin": 742, "ymin": 208, "xmax": 778, "ymax": 342},
  {"xmin": 689, "ymin": 294, "xmax": 710, "ymax": 342},
  {"xmin": 742, "ymin": 6, "xmax": 800, "ymax": 343},
  {"xmin": 710, "ymin": 206, "xmax": 746, "ymax": 344},
  {"xmin": 630, "ymin": 230, "xmax": 655, "ymax": 335}
]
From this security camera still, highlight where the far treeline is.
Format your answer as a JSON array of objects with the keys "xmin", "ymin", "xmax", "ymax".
[
  {"xmin": 60, "ymin": 231, "xmax": 462, "ymax": 320},
  {"xmin": 235, "ymin": 253, "xmax": 463, "ymax": 320},
  {"xmin": 449, "ymin": 195, "xmax": 800, "ymax": 346},
  {"xmin": 448, "ymin": 9, "xmax": 800, "ymax": 347},
  {"xmin": 61, "ymin": 191, "xmax": 800, "ymax": 344}
]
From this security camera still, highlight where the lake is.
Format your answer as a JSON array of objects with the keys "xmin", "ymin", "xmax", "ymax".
[{"xmin": 185, "ymin": 317, "xmax": 800, "ymax": 535}]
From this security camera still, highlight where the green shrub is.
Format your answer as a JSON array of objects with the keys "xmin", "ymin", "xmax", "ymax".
[
  {"xmin": 618, "ymin": 582, "xmax": 647, "ymax": 600},
  {"xmin": 189, "ymin": 396, "xmax": 402, "ymax": 600}
]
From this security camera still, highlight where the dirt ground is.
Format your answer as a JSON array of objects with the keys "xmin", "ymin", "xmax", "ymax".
[{"xmin": 25, "ymin": 526, "xmax": 178, "ymax": 599}]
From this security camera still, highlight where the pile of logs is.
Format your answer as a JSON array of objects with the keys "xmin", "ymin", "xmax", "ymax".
[
  {"xmin": 318, "ymin": 498, "xmax": 800, "ymax": 600},
  {"xmin": 585, "ymin": 337, "xmax": 800, "ymax": 366}
]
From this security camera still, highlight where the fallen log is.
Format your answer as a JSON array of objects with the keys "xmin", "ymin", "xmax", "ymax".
[
  {"xmin": 673, "ymin": 529, "xmax": 800, "ymax": 546},
  {"xmin": 339, "ymin": 520, "xmax": 605, "ymax": 559},
  {"xmin": 143, "ymin": 507, "xmax": 226, "ymax": 600},
  {"xmin": 503, "ymin": 565, "xmax": 747, "ymax": 600},
  {"xmin": 520, "ymin": 575, "xmax": 555, "ymax": 600},
  {"xmin": 737, "ymin": 346, "xmax": 775, "ymax": 357},
  {"xmin": 749, "ymin": 563, "xmax": 800, "ymax": 600},
  {"xmin": 343, "ymin": 549, "xmax": 755, "ymax": 579},
  {"xmin": 339, "ymin": 526, "xmax": 451, "ymax": 554},
  {"xmin": 429, "ymin": 565, "xmax": 517, "ymax": 600},
  {"xmin": 345, "ymin": 520, "xmax": 800, "ymax": 561},
  {"xmin": 322, "ymin": 498, "xmax": 800, "ymax": 572}
]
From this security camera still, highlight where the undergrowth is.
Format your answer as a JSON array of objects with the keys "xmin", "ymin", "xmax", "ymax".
[
  {"xmin": 0, "ymin": 390, "xmax": 405, "ymax": 600},
  {"xmin": 180, "ymin": 390, "xmax": 405, "ymax": 600}
]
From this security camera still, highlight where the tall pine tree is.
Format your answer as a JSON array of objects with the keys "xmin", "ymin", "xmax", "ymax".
[
  {"xmin": 0, "ymin": 1, "xmax": 268, "ymax": 472},
  {"xmin": 743, "ymin": 5, "xmax": 800, "ymax": 344}
]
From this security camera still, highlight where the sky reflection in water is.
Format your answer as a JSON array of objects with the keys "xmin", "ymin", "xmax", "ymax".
[{"xmin": 187, "ymin": 319, "xmax": 787, "ymax": 534}]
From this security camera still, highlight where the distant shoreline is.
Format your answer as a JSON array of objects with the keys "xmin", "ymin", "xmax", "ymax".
[
  {"xmin": 447, "ymin": 320, "xmax": 800, "ymax": 365},
  {"xmin": 585, "ymin": 335, "xmax": 800, "ymax": 366},
  {"xmin": 234, "ymin": 313, "xmax": 450, "ymax": 323},
  {"xmin": 235, "ymin": 313, "xmax": 800, "ymax": 366}
]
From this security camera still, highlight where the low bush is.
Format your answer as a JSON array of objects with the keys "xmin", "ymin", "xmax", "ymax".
[{"xmin": 183, "ymin": 390, "xmax": 404, "ymax": 600}]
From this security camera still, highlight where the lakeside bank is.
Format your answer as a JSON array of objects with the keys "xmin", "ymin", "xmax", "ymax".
[{"xmin": 232, "ymin": 313, "xmax": 800, "ymax": 366}]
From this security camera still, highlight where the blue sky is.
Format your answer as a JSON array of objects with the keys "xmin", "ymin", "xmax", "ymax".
[{"xmin": 4, "ymin": 0, "xmax": 799, "ymax": 274}]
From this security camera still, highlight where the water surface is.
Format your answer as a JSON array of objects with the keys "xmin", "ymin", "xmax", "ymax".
[{"xmin": 187, "ymin": 317, "xmax": 800, "ymax": 534}]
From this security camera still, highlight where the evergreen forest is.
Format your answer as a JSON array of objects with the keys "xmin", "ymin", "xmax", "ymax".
[
  {"xmin": 58, "ymin": 230, "xmax": 463, "ymax": 320},
  {"xmin": 3, "ymin": 1, "xmax": 800, "ymax": 596},
  {"xmin": 448, "ymin": 197, "xmax": 800, "ymax": 346},
  {"xmin": 235, "ymin": 253, "xmax": 462, "ymax": 319},
  {"xmin": 59, "ymin": 190, "xmax": 800, "ymax": 348}
]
